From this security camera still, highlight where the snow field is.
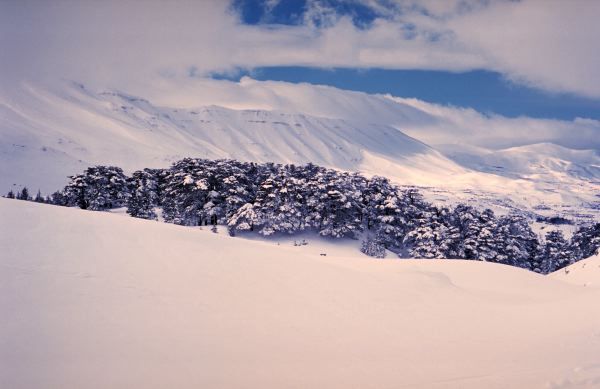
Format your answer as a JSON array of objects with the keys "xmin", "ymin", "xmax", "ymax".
[{"xmin": 2, "ymin": 198, "xmax": 600, "ymax": 389}]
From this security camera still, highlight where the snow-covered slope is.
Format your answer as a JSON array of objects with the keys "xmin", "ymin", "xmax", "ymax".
[
  {"xmin": 432, "ymin": 142, "xmax": 600, "ymax": 221},
  {"xmin": 1, "ymin": 79, "xmax": 598, "ymax": 222},
  {"xmin": 551, "ymin": 254, "xmax": 600, "ymax": 287},
  {"xmin": 2, "ymin": 198, "xmax": 600, "ymax": 389},
  {"xmin": 0, "ymin": 80, "xmax": 466, "ymax": 192},
  {"xmin": 441, "ymin": 142, "xmax": 600, "ymax": 181}
]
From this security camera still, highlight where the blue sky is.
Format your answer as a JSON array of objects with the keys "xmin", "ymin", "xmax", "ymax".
[
  {"xmin": 227, "ymin": 0, "xmax": 600, "ymax": 120},
  {"xmin": 214, "ymin": 66, "xmax": 600, "ymax": 121},
  {"xmin": 233, "ymin": 0, "xmax": 380, "ymax": 27}
]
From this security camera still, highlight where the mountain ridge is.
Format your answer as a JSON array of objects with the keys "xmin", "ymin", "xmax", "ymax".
[{"xmin": 0, "ymin": 80, "xmax": 468, "ymax": 192}]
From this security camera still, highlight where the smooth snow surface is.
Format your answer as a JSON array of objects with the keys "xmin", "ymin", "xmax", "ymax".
[
  {"xmin": 2, "ymin": 198, "xmax": 600, "ymax": 389},
  {"xmin": 551, "ymin": 254, "xmax": 600, "ymax": 287}
]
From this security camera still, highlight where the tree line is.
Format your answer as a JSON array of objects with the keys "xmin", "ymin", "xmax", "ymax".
[{"xmin": 5, "ymin": 158, "xmax": 600, "ymax": 273}]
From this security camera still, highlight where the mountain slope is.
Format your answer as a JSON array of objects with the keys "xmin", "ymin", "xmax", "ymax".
[
  {"xmin": 1, "ymin": 79, "xmax": 598, "ymax": 223},
  {"xmin": 441, "ymin": 142, "xmax": 600, "ymax": 181},
  {"xmin": 2, "ymin": 198, "xmax": 600, "ymax": 389},
  {"xmin": 0, "ymin": 80, "xmax": 467, "ymax": 192}
]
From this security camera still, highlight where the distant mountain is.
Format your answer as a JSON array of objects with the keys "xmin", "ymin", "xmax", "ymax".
[
  {"xmin": 0, "ymin": 79, "xmax": 598, "ymax": 222},
  {"xmin": 0, "ymin": 80, "xmax": 465, "ymax": 192},
  {"xmin": 440, "ymin": 142, "xmax": 600, "ymax": 181}
]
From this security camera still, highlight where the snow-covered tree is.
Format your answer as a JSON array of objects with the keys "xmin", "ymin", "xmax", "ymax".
[
  {"xmin": 570, "ymin": 223, "xmax": 600, "ymax": 261},
  {"xmin": 17, "ymin": 187, "xmax": 31, "ymax": 201},
  {"xmin": 34, "ymin": 190, "xmax": 44, "ymax": 203},
  {"xmin": 227, "ymin": 202, "xmax": 263, "ymax": 235},
  {"xmin": 538, "ymin": 230, "xmax": 571, "ymax": 273},
  {"xmin": 495, "ymin": 214, "xmax": 538, "ymax": 269},
  {"xmin": 452, "ymin": 205, "xmax": 492, "ymax": 260},
  {"xmin": 161, "ymin": 158, "xmax": 261, "ymax": 226},
  {"xmin": 62, "ymin": 166, "xmax": 129, "ymax": 210},
  {"xmin": 266, "ymin": 173, "xmax": 309, "ymax": 234},
  {"xmin": 403, "ymin": 208, "xmax": 461, "ymax": 259},
  {"xmin": 49, "ymin": 190, "xmax": 68, "ymax": 206},
  {"xmin": 42, "ymin": 157, "xmax": 563, "ymax": 272},
  {"xmin": 161, "ymin": 159, "xmax": 211, "ymax": 225},
  {"xmin": 127, "ymin": 168, "xmax": 163, "ymax": 220},
  {"xmin": 317, "ymin": 172, "xmax": 364, "ymax": 239},
  {"xmin": 370, "ymin": 195, "xmax": 407, "ymax": 254},
  {"xmin": 361, "ymin": 235, "xmax": 386, "ymax": 258},
  {"xmin": 360, "ymin": 177, "xmax": 406, "ymax": 253}
]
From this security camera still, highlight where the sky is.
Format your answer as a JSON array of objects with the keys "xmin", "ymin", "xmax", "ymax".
[
  {"xmin": 216, "ymin": 67, "xmax": 600, "ymax": 120},
  {"xmin": 1, "ymin": 0, "xmax": 600, "ymax": 148},
  {"xmin": 228, "ymin": 0, "xmax": 600, "ymax": 120}
]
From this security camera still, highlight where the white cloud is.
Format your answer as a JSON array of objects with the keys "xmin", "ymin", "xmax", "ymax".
[
  {"xmin": 445, "ymin": 0, "xmax": 600, "ymax": 98},
  {"xmin": 0, "ymin": 0, "xmax": 599, "ymax": 98}
]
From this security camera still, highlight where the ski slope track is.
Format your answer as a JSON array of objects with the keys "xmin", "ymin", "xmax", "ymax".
[{"xmin": 2, "ymin": 199, "xmax": 600, "ymax": 389}]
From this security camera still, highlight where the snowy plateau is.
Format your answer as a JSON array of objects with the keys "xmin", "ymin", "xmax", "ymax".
[{"xmin": 1, "ymin": 78, "xmax": 600, "ymax": 389}]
